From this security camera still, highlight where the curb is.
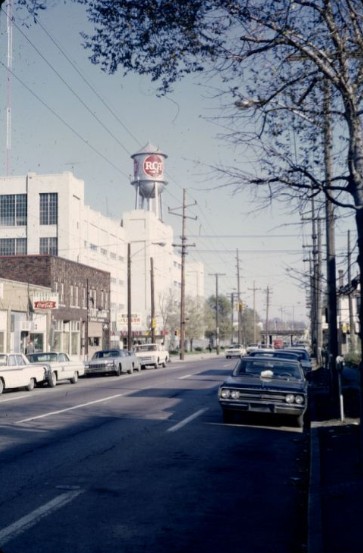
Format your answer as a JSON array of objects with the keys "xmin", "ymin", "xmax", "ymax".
[{"xmin": 308, "ymin": 427, "xmax": 323, "ymax": 553}]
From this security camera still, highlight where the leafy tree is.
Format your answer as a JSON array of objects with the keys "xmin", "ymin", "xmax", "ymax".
[
  {"xmin": 241, "ymin": 306, "xmax": 262, "ymax": 347},
  {"xmin": 184, "ymin": 296, "xmax": 205, "ymax": 351},
  {"xmin": 205, "ymin": 294, "xmax": 232, "ymax": 345}
]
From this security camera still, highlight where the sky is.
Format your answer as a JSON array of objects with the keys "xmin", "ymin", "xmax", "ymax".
[{"xmin": 0, "ymin": 1, "xmax": 358, "ymax": 324}]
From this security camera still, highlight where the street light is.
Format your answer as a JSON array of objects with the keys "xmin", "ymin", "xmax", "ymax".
[{"xmin": 127, "ymin": 240, "xmax": 165, "ymax": 350}]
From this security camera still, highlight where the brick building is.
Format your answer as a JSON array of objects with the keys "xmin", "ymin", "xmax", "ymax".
[{"xmin": 0, "ymin": 255, "xmax": 110, "ymax": 359}]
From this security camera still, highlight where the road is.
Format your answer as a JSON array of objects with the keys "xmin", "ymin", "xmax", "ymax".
[{"xmin": 0, "ymin": 357, "xmax": 309, "ymax": 553}]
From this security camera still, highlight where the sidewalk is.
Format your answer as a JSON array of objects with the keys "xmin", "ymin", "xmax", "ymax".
[{"xmin": 309, "ymin": 368, "xmax": 363, "ymax": 553}]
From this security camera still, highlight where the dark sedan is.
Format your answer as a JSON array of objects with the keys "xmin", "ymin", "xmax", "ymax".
[{"xmin": 218, "ymin": 356, "xmax": 308, "ymax": 427}]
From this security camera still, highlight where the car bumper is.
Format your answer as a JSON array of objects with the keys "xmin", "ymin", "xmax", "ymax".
[
  {"xmin": 219, "ymin": 399, "xmax": 306, "ymax": 417},
  {"xmin": 85, "ymin": 365, "xmax": 116, "ymax": 374}
]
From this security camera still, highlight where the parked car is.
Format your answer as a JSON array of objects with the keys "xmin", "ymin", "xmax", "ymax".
[
  {"xmin": 0, "ymin": 353, "xmax": 50, "ymax": 394},
  {"xmin": 27, "ymin": 352, "xmax": 85, "ymax": 386},
  {"xmin": 245, "ymin": 344, "xmax": 275, "ymax": 354},
  {"xmin": 225, "ymin": 344, "xmax": 246, "ymax": 359},
  {"xmin": 218, "ymin": 355, "xmax": 308, "ymax": 427},
  {"xmin": 282, "ymin": 347, "xmax": 312, "ymax": 374},
  {"xmin": 85, "ymin": 349, "xmax": 141, "ymax": 376},
  {"xmin": 134, "ymin": 343, "xmax": 169, "ymax": 369}
]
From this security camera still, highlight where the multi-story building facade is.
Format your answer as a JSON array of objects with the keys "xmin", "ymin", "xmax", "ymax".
[{"xmin": 0, "ymin": 171, "xmax": 205, "ymax": 352}]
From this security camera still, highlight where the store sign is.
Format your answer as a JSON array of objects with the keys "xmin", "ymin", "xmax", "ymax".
[
  {"xmin": 31, "ymin": 293, "xmax": 59, "ymax": 310},
  {"xmin": 117, "ymin": 312, "xmax": 142, "ymax": 329}
]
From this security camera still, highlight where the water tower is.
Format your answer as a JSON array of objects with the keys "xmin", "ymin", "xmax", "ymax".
[{"xmin": 131, "ymin": 142, "xmax": 168, "ymax": 219}]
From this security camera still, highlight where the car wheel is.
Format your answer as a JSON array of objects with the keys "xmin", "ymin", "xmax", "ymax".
[
  {"xmin": 223, "ymin": 409, "xmax": 234, "ymax": 423},
  {"xmin": 26, "ymin": 378, "xmax": 35, "ymax": 391},
  {"xmin": 161, "ymin": 360, "xmax": 166, "ymax": 368},
  {"xmin": 70, "ymin": 371, "xmax": 78, "ymax": 384},
  {"xmin": 48, "ymin": 372, "xmax": 57, "ymax": 388},
  {"xmin": 0, "ymin": 379, "xmax": 4, "ymax": 394},
  {"xmin": 115, "ymin": 365, "xmax": 121, "ymax": 376}
]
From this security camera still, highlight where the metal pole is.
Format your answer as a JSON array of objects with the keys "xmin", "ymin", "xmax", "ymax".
[
  {"xmin": 231, "ymin": 292, "xmax": 235, "ymax": 343},
  {"xmin": 85, "ymin": 278, "xmax": 89, "ymax": 359},
  {"xmin": 348, "ymin": 230, "xmax": 356, "ymax": 353},
  {"xmin": 216, "ymin": 274, "xmax": 220, "ymax": 355},
  {"xmin": 179, "ymin": 190, "xmax": 187, "ymax": 360},
  {"xmin": 150, "ymin": 256, "xmax": 155, "ymax": 343},
  {"xmin": 127, "ymin": 243, "xmax": 132, "ymax": 351}
]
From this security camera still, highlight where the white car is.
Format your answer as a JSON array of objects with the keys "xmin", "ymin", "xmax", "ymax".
[
  {"xmin": 225, "ymin": 344, "xmax": 246, "ymax": 359},
  {"xmin": 0, "ymin": 353, "xmax": 49, "ymax": 394},
  {"xmin": 134, "ymin": 343, "xmax": 169, "ymax": 369},
  {"xmin": 27, "ymin": 352, "xmax": 85, "ymax": 386}
]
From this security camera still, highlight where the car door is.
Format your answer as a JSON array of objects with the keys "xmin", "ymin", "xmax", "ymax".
[{"xmin": 58, "ymin": 353, "xmax": 70, "ymax": 378}]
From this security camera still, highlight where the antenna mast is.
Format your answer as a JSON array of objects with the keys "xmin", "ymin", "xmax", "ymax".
[{"xmin": 5, "ymin": 0, "xmax": 13, "ymax": 175}]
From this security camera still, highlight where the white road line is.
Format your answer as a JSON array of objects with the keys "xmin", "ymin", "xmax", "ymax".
[
  {"xmin": 167, "ymin": 408, "xmax": 208, "ymax": 432},
  {"xmin": 0, "ymin": 395, "xmax": 29, "ymax": 403},
  {"xmin": 0, "ymin": 489, "xmax": 84, "ymax": 545},
  {"xmin": 179, "ymin": 374, "xmax": 191, "ymax": 379},
  {"xmin": 17, "ymin": 393, "xmax": 125, "ymax": 423}
]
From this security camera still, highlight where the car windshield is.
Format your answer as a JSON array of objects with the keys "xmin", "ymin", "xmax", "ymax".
[
  {"xmin": 233, "ymin": 358, "xmax": 302, "ymax": 379},
  {"xmin": 135, "ymin": 345, "xmax": 156, "ymax": 352},
  {"xmin": 28, "ymin": 353, "xmax": 58, "ymax": 362},
  {"xmin": 93, "ymin": 350, "xmax": 119, "ymax": 359}
]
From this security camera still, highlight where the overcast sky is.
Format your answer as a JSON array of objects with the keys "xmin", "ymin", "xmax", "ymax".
[{"xmin": 0, "ymin": 1, "xmax": 358, "ymax": 323}]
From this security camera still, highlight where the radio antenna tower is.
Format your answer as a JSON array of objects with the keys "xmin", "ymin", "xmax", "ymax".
[{"xmin": 5, "ymin": 0, "xmax": 13, "ymax": 175}]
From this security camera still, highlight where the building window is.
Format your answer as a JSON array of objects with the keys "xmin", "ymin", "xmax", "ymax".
[
  {"xmin": 70, "ymin": 285, "xmax": 79, "ymax": 307},
  {"xmin": 40, "ymin": 193, "xmax": 58, "ymax": 225},
  {"xmin": 59, "ymin": 283, "xmax": 64, "ymax": 304},
  {"xmin": 0, "ymin": 238, "xmax": 27, "ymax": 255},
  {"xmin": 0, "ymin": 194, "xmax": 27, "ymax": 226},
  {"xmin": 40, "ymin": 237, "xmax": 58, "ymax": 255}
]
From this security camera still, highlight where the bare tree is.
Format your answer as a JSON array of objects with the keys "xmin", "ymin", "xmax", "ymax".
[{"xmin": 16, "ymin": 0, "xmax": 363, "ymax": 393}]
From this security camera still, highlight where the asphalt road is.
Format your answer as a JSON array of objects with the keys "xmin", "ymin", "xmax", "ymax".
[{"xmin": 0, "ymin": 357, "xmax": 309, "ymax": 553}]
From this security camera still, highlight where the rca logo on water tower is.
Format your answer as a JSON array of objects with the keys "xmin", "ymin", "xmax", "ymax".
[{"xmin": 143, "ymin": 154, "xmax": 164, "ymax": 179}]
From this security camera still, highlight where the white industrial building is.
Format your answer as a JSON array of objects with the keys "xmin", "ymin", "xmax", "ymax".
[{"xmin": 0, "ymin": 167, "xmax": 204, "ymax": 349}]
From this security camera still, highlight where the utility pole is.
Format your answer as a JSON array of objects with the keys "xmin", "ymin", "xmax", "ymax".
[
  {"xmin": 265, "ymin": 286, "xmax": 271, "ymax": 346},
  {"xmin": 323, "ymin": 80, "xmax": 339, "ymax": 410},
  {"xmin": 230, "ymin": 292, "xmax": 236, "ymax": 343},
  {"xmin": 150, "ymin": 256, "xmax": 155, "ymax": 343},
  {"xmin": 311, "ymin": 197, "xmax": 323, "ymax": 364},
  {"xmin": 127, "ymin": 244, "xmax": 132, "ymax": 350},
  {"xmin": 248, "ymin": 281, "xmax": 261, "ymax": 344},
  {"xmin": 209, "ymin": 273, "xmax": 225, "ymax": 354},
  {"xmin": 348, "ymin": 230, "xmax": 356, "ymax": 353},
  {"xmin": 169, "ymin": 189, "xmax": 196, "ymax": 360},
  {"xmin": 236, "ymin": 249, "xmax": 242, "ymax": 344}
]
